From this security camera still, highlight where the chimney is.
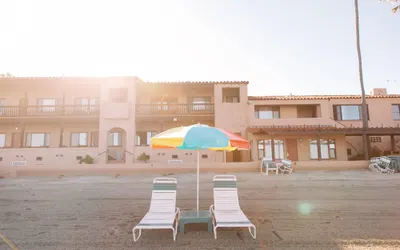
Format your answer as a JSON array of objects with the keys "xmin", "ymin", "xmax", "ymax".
[{"xmin": 369, "ymin": 88, "xmax": 387, "ymax": 96}]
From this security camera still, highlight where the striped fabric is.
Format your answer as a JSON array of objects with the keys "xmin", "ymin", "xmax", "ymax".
[
  {"xmin": 213, "ymin": 181, "xmax": 237, "ymax": 188},
  {"xmin": 152, "ymin": 183, "xmax": 177, "ymax": 190}
]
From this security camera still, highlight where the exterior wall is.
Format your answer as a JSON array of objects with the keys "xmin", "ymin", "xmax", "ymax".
[
  {"xmin": 0, "ymin": 125, "xmax": 18, "ymax": 148},
  {"xmin": 0, "ymin": 148, "xmax": 99, "ymax": 167},
  {"xmin": 98, "ymin": 78, "xmax": 137, "ymax": 163},
  {"xmin": 136, "ymin": 84, "xmax": 214, "ymax": 104},
  {"xmin": 248, "ymin": 133, "xmax": 348, "ymax": 161},
  {"xmin": 280, "ymin": 105, "xmax": 297, "ymax": 118},
  {"xmin": 328, "ymin": 98, "xmax": 400, "ymax": 128},
  {"xmin": 62, "ymin": 123, "xmax": 99, "ymax": 147},
  {"xmin": 2, "ymin": 77, "xmax": 400, "ymax": 168},
  {"xmin": 214, "ymin": 83, "xmax": 249, "ymax": 162}
]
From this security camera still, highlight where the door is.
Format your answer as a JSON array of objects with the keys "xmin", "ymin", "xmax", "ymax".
[
  {"xmin": 11, "ymin": 132, "xmax": 22, "ymax": 148},
  {"xmin": 286, "ymin": 139, "xmax": 298, "ymax": 161},
  {"xmin": 233, "ymin": 150, "xmax": 241, "ymax": 162}
]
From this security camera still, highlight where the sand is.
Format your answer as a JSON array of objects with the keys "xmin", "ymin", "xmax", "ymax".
[{"xmin": 1, "ymin": 170, "xmax": 400, "ymax": 250}]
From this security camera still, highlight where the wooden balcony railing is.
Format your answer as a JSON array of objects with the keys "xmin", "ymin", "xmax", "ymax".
[
  {"xmin": 0, "ymin": 105, "xmax": 100, "ymax": 117},
  {"xmin": 136, "ymin": 103, "xmax": 214, "ymax": 115}
]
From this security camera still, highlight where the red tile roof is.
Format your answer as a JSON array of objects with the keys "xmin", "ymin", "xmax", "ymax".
[
  {"xmin": 248, "ymin": 95, "xmax": 400, "ymax": 100},
  {"xmin": 142, "ymin": 80, "xmax": 248, "ymax": 85}
]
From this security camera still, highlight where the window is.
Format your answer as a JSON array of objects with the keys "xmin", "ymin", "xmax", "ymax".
[
  {"xmin": 151, "ymin": 97, "xmax": 178, "ymax": 111},
  {"xmin": 333, "ymin": 105, "xmax": 369, "ymax": 121},
  {"xmin": 392, "ymin": 105, "xmax": 400, "ymax": 120},
  {"xmin": 25, "ymin": 133, "xmax": 50, "ymax": 147},
  {"xmin": 109, "ymin": 88, "xmax": 128, "ymax": 103},
  {"xmin": 255, "ymin": 106, "xmax": 280, "ymax": 119},
  {"xmin": 38, "ymin": 99, "xmax": 57, "ymax": 112},
  {"xmin": 347, "ymin": 149, "xmax": 352, "ymax": 156},
  {"xmin": 36, "ymin": 156, "xmax": 43, "ymax": 161},
  {"xmin": 71, "ymin": 132, "xmax": 88, "ymax": 147},
  {"xmin": 222, "ymin": 88, "xmax": 240, "ymax": 103},
  {"xmin": 136, "ymin": 132, "xmax": 158, "ymax": 146},
  {"xmin": 0, "ymin": 134, "xmax": 5, "ymax": 147},
  {"xmin": 108, "ymin": 132, "xmax": 122, "ymax": 146},
  {"xmin": 191, "ymin": 97, "xmax": 211, "ymax": 111},
  {"xmin": 309, "ymin": 139, "xmax": 336, "ymax": 159},
  {"xmin": 172, "ymin": 155, "xmax": 178, "ymax": 159},
  {"xmin": 202, "ymin": 154, "xmax": 208, "ymax": 159},
  {"xmin": 75, "ymin": 98, "xmax": 99, "ymax": 111},
  {"xmin": 258, "ymin": 139, "xmax": 285, "ymax": 160},
  {"xmin": 370, "ymin": 136, "xmax": 382, "ymax": 143}
]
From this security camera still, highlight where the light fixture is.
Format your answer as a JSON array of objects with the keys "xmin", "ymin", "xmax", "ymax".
[
  {"xmin": 15, "ymin": 125, "xmax": 18, "ymax": 131},
  {"xmin": 173, "ymin": 118, "xmax": 177, "ymax": 122}
]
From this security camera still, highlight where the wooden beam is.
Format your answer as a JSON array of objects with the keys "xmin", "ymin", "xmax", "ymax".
[
  {"xmin": 391, "ymin": 135, "xmax": 396, "ymax": 152},
  {"xmin": 316, "ymin": 133, "xmax": 321, "ymax": 161},
  {"xmin": 271, "ymin": 135, "xmax": 275, "ymax": 161}
]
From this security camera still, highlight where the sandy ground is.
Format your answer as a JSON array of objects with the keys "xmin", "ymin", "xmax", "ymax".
[{"xmin": 1, "ymin": 170, "xmax": 400, "ymax": 250}]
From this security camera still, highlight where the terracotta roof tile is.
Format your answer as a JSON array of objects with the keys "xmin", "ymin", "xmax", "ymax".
[
  {"xmin": 248, "ymin": 94, "xmax": 400, "ymax": 100},
  {"xmin": 142, "ymin": 80, "xmax": 248, "ymax": 85}
]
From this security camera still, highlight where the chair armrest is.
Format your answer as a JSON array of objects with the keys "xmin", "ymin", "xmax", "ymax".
[{"xmin": 209, "ymin": 204, "xmax": 215, "ymax": 214}]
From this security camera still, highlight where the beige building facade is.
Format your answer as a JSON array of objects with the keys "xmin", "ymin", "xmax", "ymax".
[{"xmin": 0, "ymin": 76, "xmax": 400, "ymax": 167}]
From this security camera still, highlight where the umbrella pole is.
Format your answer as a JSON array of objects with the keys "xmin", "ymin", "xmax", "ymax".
[{"xmin": 197, "ymin": 147, "xmax": 200, "ymax": 211}]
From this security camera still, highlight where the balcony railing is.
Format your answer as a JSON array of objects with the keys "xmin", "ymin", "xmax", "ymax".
[
  {"xmin": 0, "ymin": 105, "xmax": 100, "ymax": 117},
  {"xmin": 136, "ymin": 103, "xmax": 214, "ymax": 116}
]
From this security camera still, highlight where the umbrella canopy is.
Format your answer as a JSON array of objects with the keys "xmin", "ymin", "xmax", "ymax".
[
  {"xmin": 151, "ymin": 124, "xmax": 250, "ymax": 151},
  {"xmin": 151, "ymin": 124, "xmax": 250, "ymax": 211}
]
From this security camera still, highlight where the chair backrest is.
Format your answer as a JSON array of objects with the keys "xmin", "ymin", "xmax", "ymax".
[
  {"xmin": 260, "ymin": 157, "xmax": 273, "ymax": 168},
  {"xmin": 213, "ymin": 175, "xmax": 241, "ymax": 212},
  {"xmin": 281, "ymin": 159, "xmax": 292, "ymax": 167},
  {"xmin": 149, "ymin": 177, "xmax": 177, "ymax": 213}
]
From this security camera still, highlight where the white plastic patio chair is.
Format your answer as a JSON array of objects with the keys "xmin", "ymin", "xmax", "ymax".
[
  {"xmin": 209, "ymin": 175, "xmax": 256, "ymax": 239},
  {"xmin": 278, "ymin": 159, "xmax": 293, "ymax": 174},
  {"xmin": 260, "ymin": 157, "xmax": 278, "ymax": 175},
  {"xmin": 132, "ymin": 177, "xmax": 180, "ymax": 242}
]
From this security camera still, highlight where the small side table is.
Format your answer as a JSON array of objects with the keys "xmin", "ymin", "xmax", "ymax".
[{"xmin": 179, "ymin": 210, "xmax": 212, "ymax": 233}]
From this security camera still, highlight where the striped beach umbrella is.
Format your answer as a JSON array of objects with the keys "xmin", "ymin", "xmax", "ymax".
[{"xmin": 151, "ymin": 124, "xmax": 250, "ymax": 210}]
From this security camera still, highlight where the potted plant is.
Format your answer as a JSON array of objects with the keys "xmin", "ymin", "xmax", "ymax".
[
  {"xmin": 79, "ymin": 154, "xmax": 94, "ymax": 164},
  {"xmin": 137, "ymin": 152, "xmax": 150, "ymax": 163}
]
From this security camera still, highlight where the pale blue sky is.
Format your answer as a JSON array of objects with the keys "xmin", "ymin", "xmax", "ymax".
[{"xmin": 0, "ymin": 0, "xmax": 398, "ymax": 95}]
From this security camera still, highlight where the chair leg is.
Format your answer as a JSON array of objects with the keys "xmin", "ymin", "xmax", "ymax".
[
  {"xmin": 133, "ymin": 227, "xmax": 142, "ymax": 242},
  {"xmin": 213, "ymin": 226, "xmax": 218, "ymax": 239},
  {"xmin": 248, "ymin": 225, "xmax": 256, "ymax": 239}
]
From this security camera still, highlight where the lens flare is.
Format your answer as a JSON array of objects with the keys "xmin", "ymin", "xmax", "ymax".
[{"xmin": 297, "ymin": 202, "xmax": 313, "ymax": 215}]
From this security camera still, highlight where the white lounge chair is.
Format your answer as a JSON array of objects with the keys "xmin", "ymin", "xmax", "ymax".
[
  {"xmin": 278, "ymin": 159, "xmax": 293, "ymax": 174},
  {"xmin": 209, "ymin": 175, "xmax": 256, "ymax": 239},
  {"xmin": 133, "ymin": 177, "xmax": 180, "ymax": 242}
]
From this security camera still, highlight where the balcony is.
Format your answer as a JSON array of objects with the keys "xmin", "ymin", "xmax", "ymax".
[
  {"xmin": 136, "ymin": 103, "xmax": 214, "ymax": 116},
  {"xmin": 0, "ymin": 105, "xmax": 100, "ymax": 118}
]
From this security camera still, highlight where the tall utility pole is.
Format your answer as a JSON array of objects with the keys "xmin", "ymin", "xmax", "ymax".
[{"xmin": 354, "ymin": 0, "xmax": 370, "ymax": 160}]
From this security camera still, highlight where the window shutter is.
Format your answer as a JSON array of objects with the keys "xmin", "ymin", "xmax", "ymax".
[
  {"xmin": 44, "ymin": 134, "xmax": 50, "ymax": 146},
  {"xmin": 333, "ymin": 105, "xmax": 341, "ymax": 120},
  {"xmin": 118, "ymin": 132, "xmax": 122, "ymax": 146},
  {"xmin": 91, "ymin": 131, "xmax": 99, "ymax": 147},
  {"xmin": 26, "ymin": 133, "xmax": 31, "ymax": 147},
  {"xmin": 255, "ymin": 106, "xmax": 259, "ymax": 119},
  {"xmin": 71, "ymin": 133, "xmax": 79, "ymax": 146}
]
